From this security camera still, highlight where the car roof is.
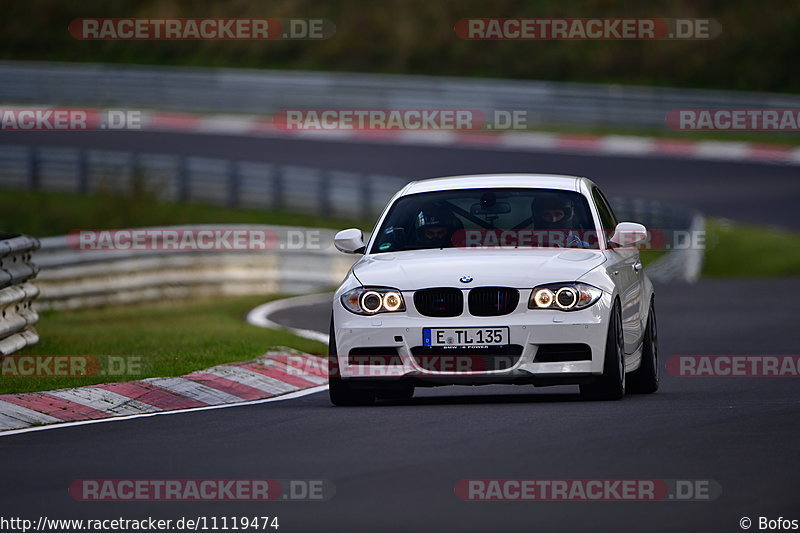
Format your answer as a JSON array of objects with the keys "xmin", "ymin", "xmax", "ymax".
[{"xmin": 401, "ymin": 174, "xmax": 584, "ymax": 195}]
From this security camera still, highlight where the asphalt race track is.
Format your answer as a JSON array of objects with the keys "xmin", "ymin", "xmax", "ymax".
[{"xmin": 1, "ymin": 132, "xmax": 798, "ymax": 533}]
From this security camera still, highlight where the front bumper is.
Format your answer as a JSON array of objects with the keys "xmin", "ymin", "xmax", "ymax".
[{"xmin": 332, "ymin": 292, "xmax": 613, "ymax": 385}]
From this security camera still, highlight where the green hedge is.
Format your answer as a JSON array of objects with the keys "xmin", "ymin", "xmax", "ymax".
[{"xmin": 2, "ymin": 0, "xmax": 798, "ymax": 92}]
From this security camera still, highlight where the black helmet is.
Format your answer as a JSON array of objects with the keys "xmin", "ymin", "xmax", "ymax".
[
  {"xmin": 531, "ymin": 194, "xmax": 574, "ymax": 230},
  {"xmin": 415, "ymin": 206, "xmax": 457, "ymax": 247}
]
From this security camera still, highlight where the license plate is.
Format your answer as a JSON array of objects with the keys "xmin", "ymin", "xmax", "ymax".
[{"xmin": 423, "ymin": 327, "xmax": 509, "ymax": 347}]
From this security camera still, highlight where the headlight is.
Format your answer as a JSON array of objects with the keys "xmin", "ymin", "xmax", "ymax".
[
  {"xmin": 341, "ymin": 287, "xmax": 406, "ymax": 315},
  {"xmin": 528, "ymin": 283, "xmax": 602, "ymax": 311}
]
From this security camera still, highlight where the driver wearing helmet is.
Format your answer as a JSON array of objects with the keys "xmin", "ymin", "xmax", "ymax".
[
  {"xmin": 531, "ymin": 194, "xmax": 586, "ymax": 248},
  {"xmin": 415, "ymin": 206, "xmax": 458, "ymax": 248}
]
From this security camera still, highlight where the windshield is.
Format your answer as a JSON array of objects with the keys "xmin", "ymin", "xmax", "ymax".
[{"xmin": 370, "ymin": 188, "xmax": 600, "ymax": 253}]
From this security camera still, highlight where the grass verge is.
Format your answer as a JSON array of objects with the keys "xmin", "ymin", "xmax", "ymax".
[
  {"xmin": 1, "ymin": 295, "xmax": 325, "ymax": 395},
  {"xmin": 0, "ymin": 188, "xmax": 367, "ymax": 238},
  {"xmin": 703, "ymin": 219, "xmax": 800, "ymax": 277}
]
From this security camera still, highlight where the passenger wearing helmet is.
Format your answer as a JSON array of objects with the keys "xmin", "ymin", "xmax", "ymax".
[
  {"xmin": 531, "ymin": 194, "xmax": 586, "ymax": 248},
  {"xmin": 415, "ymin": 206, "xmax": 458, "ymax": 248},
  {"xmin": 532, "ymin": 194, "xmax": 574, "ymax": 230}
]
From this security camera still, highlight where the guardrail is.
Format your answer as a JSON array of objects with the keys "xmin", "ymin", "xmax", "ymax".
[
  {"xmin": 0, "ymin": 143, "xmax": 699, "ymax": 231},
  {"xmin": 34, "ymin": 225, "xmax": 355, "ymax": 310},
  {"xmin": 0, "ymin": 234, "xmax": 40, "ymax": 355},
  {"xmin": 645, "ymin": 214, "xmax": 705, "ymax": 283},
  {"xmin": 2, "ymin": 61, "xmax": 799, "ymax": 130},
  {"xmin": 0, "ymin": 144, "xmax": 406, "ymax": 218}
]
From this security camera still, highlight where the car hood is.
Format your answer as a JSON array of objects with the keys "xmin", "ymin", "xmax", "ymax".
[{"xmin": 353, "ymin": 248, "xmax": 606, "ymax": 290}]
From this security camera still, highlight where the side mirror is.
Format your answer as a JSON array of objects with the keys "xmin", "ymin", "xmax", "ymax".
[
  {"xmin": 334, "ymin": 228, "xmax": 366, "ymax": 254},
  {"xmin": 609, "ymin": 222, "xmax": 648, "ymax": 248}
]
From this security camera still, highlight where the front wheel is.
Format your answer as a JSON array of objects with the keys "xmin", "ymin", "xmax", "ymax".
[
  {"xmin": 328, "ymin": 318, "xmax": 375, "ymax": 406},
  {"xmin": 580, "ymin": 300, "xmax": 625, "ymax": 401},
  {"xmin": 628, "ymin": 297, "xmax": 659, "ymax": 394}
]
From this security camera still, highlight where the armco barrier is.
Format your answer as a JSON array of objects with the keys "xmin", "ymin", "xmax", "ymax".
[
  {"xmin": 644, "ymin": 214, "xmax": 705, "ymax": 283},
  {"xmin": 0, "ymin": 234, "xmax": 40, "ymax": 355},
  {"xmin": 0, "ymin": 144, "xmax": 700, "ymax": 231},
  {"xmin": 33, "ymin": 225, "xmax": 356, "ymax": 310},
  {"xmin": 1, "ymin": 61, "xmax": 799, "ymax": 130},
  {"xmin": 0, "ymin": 144, "xmax": 407, "ymax": 219}
]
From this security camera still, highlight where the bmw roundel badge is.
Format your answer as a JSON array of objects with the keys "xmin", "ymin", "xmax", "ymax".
[{"xmin": 459, "ymin": 276, "xmax": 473, "ymax": 283}]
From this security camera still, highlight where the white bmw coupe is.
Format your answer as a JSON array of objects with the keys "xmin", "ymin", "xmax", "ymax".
[{"xmin": 329, "ymin": 174, "xmax": 658, "ymax": 405}]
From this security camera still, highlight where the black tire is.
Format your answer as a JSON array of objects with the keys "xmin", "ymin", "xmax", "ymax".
[
  {"xmin": 328, "ymin": 318, "xmax": 375, "ymax": 406},
  {"xmin": 580, "ymin": 300, "xmax": 625, "ymax": 401},
  {"xmin": 628, "ymin": 297, "xmax": 659, "ymax": 394}
]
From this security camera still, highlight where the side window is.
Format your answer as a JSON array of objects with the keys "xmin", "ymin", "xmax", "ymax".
[{"xmin": 591, "ymin": 187, "xmax": 618, "ymax": 240}]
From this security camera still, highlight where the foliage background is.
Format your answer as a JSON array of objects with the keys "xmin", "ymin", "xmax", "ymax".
[{"xmin": 1, "ymin": 0, "xmax": 797, "ymax": 92}]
